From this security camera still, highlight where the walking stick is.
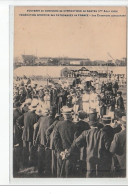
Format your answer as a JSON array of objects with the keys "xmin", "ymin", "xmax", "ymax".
[{"xmin": 60, "ymin": 159, "xmax": 66, "ymax": 177}]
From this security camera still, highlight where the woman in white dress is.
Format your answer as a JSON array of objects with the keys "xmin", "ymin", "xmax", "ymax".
[
  {"xmin": 44, "ymin": 91, "xmax": 50, "ymax": 110},
  {"xmin": 82, "ymin": 90, "xmax": 90, "ymax": 114}
]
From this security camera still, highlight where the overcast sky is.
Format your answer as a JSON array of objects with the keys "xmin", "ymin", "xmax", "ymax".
[{"xmin": 14, "ymin": 6, "xmax": 126, "ymax": 61}]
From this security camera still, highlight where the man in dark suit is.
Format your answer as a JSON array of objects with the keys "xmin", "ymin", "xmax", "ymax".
[
  {"xmin": 98, "ymin": 115, "xmax": 114, "ymax": 177},
  {"xmin": 110, "ymin": 116, "xmax": 126, "ymax": 177},
  {"xmin": 13, "ymin": 101, "xmax": 22, "ymax": 146},
  {"xmin": 74, "ymin": 111, "xmax": 90, "ymax": 177},
  {"xmin": 46, "ymin": 113, "xmax": 60, "ymax": 177},
  {"xmin": 34, "ymin": 108, "xmax": 55, "ymax": 176},
  {"xmin": 66, "ymin": 112, "xmax": 110, "ymax": 178},
  {"xmin": 13, "ymin": 101, "xmax": 22, "ymax": 175},
  {"xmin": 75, "ymin": 111, "xmax": 90, "ymax": 139},
  {"xmin": 54, "ymin": 106, "xmax": 76, "ymax": 177},
  {"xmin": 116, "ymin": 91, "xmax": 125, "ymax": 118},
  {"xmin": 16, "ymin": 99, "xmax": 39, "ymax": 167}
]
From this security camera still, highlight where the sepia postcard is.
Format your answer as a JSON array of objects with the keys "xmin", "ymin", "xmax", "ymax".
[{"xmin": 12, "ymin": 6, "xmax": 127, "ymax": 183}]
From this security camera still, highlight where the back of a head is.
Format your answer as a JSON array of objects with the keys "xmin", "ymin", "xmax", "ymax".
[{"xmin": 63, "ymin": 113, "xmax": 72, "ymax": 121}]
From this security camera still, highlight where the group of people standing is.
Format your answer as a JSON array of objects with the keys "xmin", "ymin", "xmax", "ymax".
[{"xmin": 13, "ymin": 75, "xmax": 126, "ymax": 178}]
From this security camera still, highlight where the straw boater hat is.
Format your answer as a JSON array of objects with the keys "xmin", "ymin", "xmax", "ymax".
[
  {"xmin": 20, "ymin": 98, "xmax": 32, "ymax": 109},
  {"xmin": 35, "ymin": 106, "xmax": 49, "ymax": 116},
  {"xmin": 27, "ymin": 84, "xmax": 31, "ymax": 88},
  {"xmin": 120, "ymin": 116, "xmax": 126, "ymax": 125},
  {"xmin": 102, "ymin": 115, "xmax": 111, "ymax": 121},
  {"xmin": 39, "ymin": 86, "xmax": 43, "ymax": 90},
  {"xmin": 61, "ymin": 106, "xmax": 72, "ymax": 114},
  {"xmin": 28, "ymin": 99, "xmax": 39, "ymax": 111}
]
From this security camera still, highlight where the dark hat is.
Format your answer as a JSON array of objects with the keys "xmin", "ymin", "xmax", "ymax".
[
  {"xmin": 102, "ymin": 115, "xmax": 111, "ymax": 123},
  {"xmin": 89, "ymin": 112, "xmax": 98, "ymax": 126},
  {"xmin": 13, "ymin": 101, "xmax": 21, "ymax": 108},
  {"xmin": 102, "ymin": 115, "xmax": 111, "ymax": 120},
  {"xmin": 89, "ymin": 108, "xmax": 98, "ymax": 114},
  {"xmin": 78, "ymin": 111, "xmax": 87, "ymax": 120}
]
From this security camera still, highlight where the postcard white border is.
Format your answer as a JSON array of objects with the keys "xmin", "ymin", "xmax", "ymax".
[{"xmin": 0, "ymin": 0, "xmax": 127, "ymax": 185}]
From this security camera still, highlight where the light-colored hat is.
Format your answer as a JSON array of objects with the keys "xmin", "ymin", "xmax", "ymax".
[
  {"xmin": 55, "ymin": 113, "xmax": 60, "ymax": 118},
  {"xmin": 61, "ymin": 106, "xmax": 72, "ymax": 114},
  {"xmin": 24, "ymin": 98, "xmax": 32, "ymax": 105},
  {"xmin": 39, "ymin": 86, "xmax": 43, "ymax": 90},
  {"xmin": 20, "ymin": 99, "xmax": 32, "ymax": 109},
  {"xmin": 27, "ymin": 84, "xmax": 31, "ymax": 88},
  {"xmin": 35, "ymin": 106, "xmax": 49, "ymax": 116},
  {"xmin": 28, "ymin": 99, "xmax": 39, "ymax": 111},
  {"xmin": 120, "ymin": 116, "xmax": 126, "ymax": 125},
  {"xmin": 102, "ymin": 115, "xmax": 111, "ymax": 121}
]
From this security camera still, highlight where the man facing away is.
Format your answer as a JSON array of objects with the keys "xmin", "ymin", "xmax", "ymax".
[
  {"xmin": 16, "ymin": 99, "xmax": 39, "ymax": 167},
  {"xmin": 110, "ymin": 116, "xmax": 126, "ymax": 177},
  {"xmin": 66, "ymin": 111, "xmax": 110, "ymax": 178},
  {"xmin": 53, "ymin": 106, "xmax": 77, "ymax": 177},
  {"xmin": 34, "ymin": 107, "xmax": 55, "ymax": 177}
]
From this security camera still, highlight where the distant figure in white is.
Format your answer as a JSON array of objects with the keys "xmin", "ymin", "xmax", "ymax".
[{"xmin": 44, "ymin": 91, "xmax": 50, "ymax": 109}]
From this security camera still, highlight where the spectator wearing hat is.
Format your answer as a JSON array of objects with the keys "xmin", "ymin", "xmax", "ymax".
[
  {"xmin": 66, "ymin": 94, "xmax": 72, "ymax": 108},
  {"xmin": 53, "ymin": 106, "xmax": 77, "ymax": 177},
  {"xmin": 38, "ymin": 86, "xmax": 45, "ymax": 102},
  {"xmin": 75, "ymin": 111, "xmax": 90, "ymax": 139},
  {"xmin": 16, "ymin": 99, "xmax": 39, "ymax": 167},
  {"xmin": 13, "ymin": 101, "xmax": 22, "ymax": 146},
  {"xmin": 98, "ymin": 115, "xmax": 115, "ymax": 177},
  {"xmin": 45, "ymin": 113, "xmax": 60, "ymax": 177},
  {"xmin": 26, "ymin": 84, "xmax": 33, "ymax": 99},
  {"xmin": 32, "ymin": 83, "xmax": 38, "ymax": 98},
  {"xmin": 113, "ymin": 81, "xmax": 119, "ymax": 96},
  {"xmin": 13, "ymin": 90, "xmax": 20, "ymax": 103},
  {"xmin": 74, "ymin": 111, "xmax": 90, "ymax": 177},
  {"xmin": 19, "ymin": 89, "xmax": 26, "ymax": 104},
  {"xmin": 21, "ymin": 98, "xmax": 32, "ymax": 113},
  {"xmin": 99, "ymin": 98, "xmax": 107, "ymax": 118},
  {"xmin": 44, "ymin": 91, "xmax": 50, "ymax": 110},
  {"xmin": 110, "ymin": 116, "xmax": 126, "ymax": 177},
  {"xmin": 89, "ymin": 108, "xmax": 104, "ymax": 130},
  {"xmin": 116, "ymin": 91, "xmax": 125, "ymax": 117},
  {"xmin": 62, "ymin": 88, "xmax": 69, "ymax": 106},
  {"xmin": 82, "ymin": 90, "xmax": 90, "ymax": 114},
  {"xmin": 102, "ymin": 116, "xmax": 114, "ymax": 143},
  {"xmin": 67, "ymin": 111, "xmax": 109, "ymax": 178},
  {"xmin": 34, "ymin": 107, "xmax": 54, "ymax": 177}
]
